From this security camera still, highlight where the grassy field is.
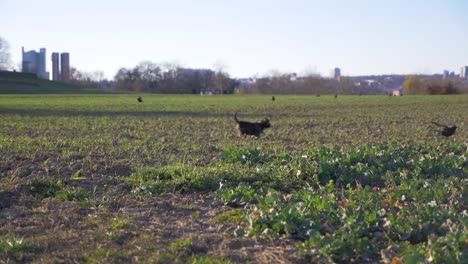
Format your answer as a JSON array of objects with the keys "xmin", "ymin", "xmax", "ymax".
[{"xmin": 0, "ymin": 94, "xmax": 467, "ymax": 263}]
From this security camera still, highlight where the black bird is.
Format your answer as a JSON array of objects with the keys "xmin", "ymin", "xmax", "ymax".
[
  {"xmin": 431, "ymin": 121, "xmax": 457, "ymax": 137},
  {"xmin": 272, "ymin": 96, "xmax": 275, "ymax": 101},
  {"xmin": 334, "ymin": 93, "xmax": 338, "ymax": 99},
  {"xmin": 137, "ymin": 96, "xmax": 143, "ymax": 103}
]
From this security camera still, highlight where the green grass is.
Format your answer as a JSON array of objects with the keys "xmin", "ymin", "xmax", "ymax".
[
  {"xmin": 216, "ymin": 153, "xmax": 466, "ymax": 262},
  {"xmin": 0, "ymin": 94, "xmax": 467, "ymax": 263},
  {"xmin": 0, "ymin": 234, "xmax": 34, "ymax": 254},
  {"xmin": 29, "ymin": 180, "xmax": 90, "ymax": 201},
  {"xmin": 108, "ymin": 217, "xmax": 131, "ymax": 230},
  {"xmin": 0, "ymin": 73, "xmax": 106, "ymax": 94}
]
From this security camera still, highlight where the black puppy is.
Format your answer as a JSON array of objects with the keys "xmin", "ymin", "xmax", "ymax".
[
  {"xmin": 431, "ymin": 121, "xmax": 457, "ymax": 137},
  {"xmin": 234, "ymin": 112, "xmax": 271, "ymax": 138}
]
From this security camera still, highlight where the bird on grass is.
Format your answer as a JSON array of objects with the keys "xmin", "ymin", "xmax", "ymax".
[
  {"xmin": 272, "ymin": 96, "xmax": 275, "ymax": 101},
  {"xmin": 137, "ymin": 96, "xmax": 143, "ymax": 103},
  {"xmin": 431, "ymin": 121, "xmax": 457, "ymax": 137}
]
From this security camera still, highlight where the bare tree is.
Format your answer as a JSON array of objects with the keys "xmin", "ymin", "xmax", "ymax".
[
  {"xmin": 213, "ymin": 61, "xmax": 231, "ymax": 93},
  {"xmin": 0, "ymin": 37, "xmax": 12, "ymax": 71},
  {"xmin": 112, "ymin": 60, "xmax": 236, "ymax": 94},
  {"xmin": 70, "ymin": 67, "xmax": 108, "ymax": 88},
  {"xmin": 214, "ymin": 71, "xmax": 231, "ymax": 93},
  {"xmin": 302, "ymin": 74, "xmax": 324, "ymax": 95}
]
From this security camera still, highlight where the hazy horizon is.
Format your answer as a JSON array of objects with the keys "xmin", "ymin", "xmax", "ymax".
[{"xmin": 1, "ymin": 0, "xmax": 467, "ymax": 79}]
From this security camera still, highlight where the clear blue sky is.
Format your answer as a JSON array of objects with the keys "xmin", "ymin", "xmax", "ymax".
[{"xmin": 1, "ymin": 0, "xmax": 467, "ymax": 79}]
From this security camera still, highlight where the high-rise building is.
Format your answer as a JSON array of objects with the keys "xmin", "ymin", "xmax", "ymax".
[
  {"xmin": 22, "ymin": 47, "xmax": 49, "ymax": 79},
  {"xmin": 38, "ymin": 48, "xmax": 46, "ymax": 78},
  {"xmin": 330, "ymin": 67, "xmax": 341, "ymax": 81},
  {"xmin": 460, "ymin": 66, "xmax": 468, "ymax": 78},
  {"xmin": 443, "ymin": 70, "xmax": 449, "ymax": 79},
  {"xmin": 60, "ymin": 53, "xmax": 70, "ymax": 82},
  {"xmin": 21, "ymin": 47, "xmax": 36, "ymax": 73},
  {"xmin": 51, "ymin": 52, "xmax": 60, "ymax": 81}
]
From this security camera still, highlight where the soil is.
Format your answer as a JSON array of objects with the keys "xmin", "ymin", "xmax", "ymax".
[{"xmin": 0, "ymin": 157, "xmax": 305, "ymax": 263}]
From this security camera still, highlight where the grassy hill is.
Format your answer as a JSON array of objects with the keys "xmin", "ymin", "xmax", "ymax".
[{"xmin": 0, "ymin": 71, "xmax": 107, "ymax": 94}]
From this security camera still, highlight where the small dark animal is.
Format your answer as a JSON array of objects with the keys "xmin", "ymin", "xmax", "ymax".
[
  {"xmin": 334, "ymin": 93, "xmax": 338, "ymax": 99},
  {"xmin": 431, "ymin": 121, "xmax": 457, "ymax": 137},
  {"xmin": 137, "ymin": 96, "xmax": 143, "ymax": 103},
  {"xmin": 272, "ymin": 96, "xmax": 275, "ymax": 101},
  {"xmin": 234, "ymin": 112, "xmax": 271, "ymax": 138}
]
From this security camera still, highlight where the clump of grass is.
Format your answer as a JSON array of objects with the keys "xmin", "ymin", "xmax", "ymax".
[
  {"xmin": 126, "ymin": 164, "xmax": 227, "ymax": 194},
  {"xmin": 167, "ymin": 237, "xmax": 192, "ymax": 252},
  {"xmin": 55, "ymin": 187, "xmax": 89, "ymax": 201},
  {"xmin": 108, "ymin": 217, "xmax": 131, "ymax": 230},
  {"xmin": 28, "ymin": 180, "xmax": 89, "ymax": 201},
  {"xmin": 29, "ymin": 180, "xmax": 62, "ymax": 199},
  {"xmin": 188, "ymin": 256, "xmax": 231, "ymax": 264},
  {"xmin": 0, "ymin": 234, "xmax": 35, "ymax": 253}
]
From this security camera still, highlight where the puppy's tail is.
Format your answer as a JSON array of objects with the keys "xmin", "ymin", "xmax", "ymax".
[
  {"xmin": 431, "ymin": 121, "xmax": 448, "ymax": 128},
  {"xmin": 234, "ymin": 112, "xmax": 240, "ymax": 123}
]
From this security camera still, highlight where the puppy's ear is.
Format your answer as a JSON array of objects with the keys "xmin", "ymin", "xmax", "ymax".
[{"xmin": 261, "ymin": 118, "xmax": 270, "ymax": 125}]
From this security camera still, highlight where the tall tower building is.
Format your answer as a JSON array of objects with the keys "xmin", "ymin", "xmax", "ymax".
[
  {"xmin": 22, "ymin": 47, "xmax": 36, "ymax": 74},
  {"xmin": 330, "ymin": 67, "xmax": 341, "ymax": 81},
  {"xmin": 51, "ymin": 52, "xmax": 60, "ymax": 81},
  {"xmin": 443, "ymin": 70, "xmax": 449, "ymax": 79},
  {"xmin": 22, "ymin": 47, "xmax": 49, "ymax": 79},
  {"xmin": 38, "ymin": 48, "xmax": 47, "ymax": 79},
  {"xmin": 60, "ymin": 53, "xmax": 70, "ymax": 82},
  {"xmin": 461, "ymin": 66, "xmax": 468, "ymax": 79}
]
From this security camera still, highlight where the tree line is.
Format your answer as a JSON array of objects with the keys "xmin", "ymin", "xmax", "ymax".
[
  {"xmin": 112, "ymin": 61, "xmax": 236, "ymax": 94},
  {"xmin": 403, "ymin": 76, "xmax": 463, "ymax": 95},
  {"xmin": 237, "ymin": 73, "xmax": 358, "ymax": 95},
  {"xmin": 67, "ymin": 64, "xmax": 468, "ymax": 95},
  {"xmin": 67, "ymin": 68, "xmax": 468, "ymax": 95}
]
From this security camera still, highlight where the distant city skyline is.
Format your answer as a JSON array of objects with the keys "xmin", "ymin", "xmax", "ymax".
[{"xmin": 1, "ymin": 0, "xmax": 468, "ymax": 79}]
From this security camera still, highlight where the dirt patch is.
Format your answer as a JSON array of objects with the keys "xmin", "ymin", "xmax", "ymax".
[{"xmin": 0, "ymin": 157, "xmax": 303, "ymax": 262}]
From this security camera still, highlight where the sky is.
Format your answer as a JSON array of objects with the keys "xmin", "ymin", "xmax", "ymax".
[{"xmin": 1, "ymin": 0, "xmax": 467, "ymax": 79}]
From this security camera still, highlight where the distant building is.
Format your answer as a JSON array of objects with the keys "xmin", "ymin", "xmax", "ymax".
[
  {"xmin": 460, "ymin": 66, "xmax": 468, "ymax": 78},
  {"xmin": 289, "ymin": 73, "xmax": 297, "ymax": 81},
  {"xmin": 391, "ymin": 89, "xmax": 402, "ymax": 96},
  {"xmin": 22, "ymin": 47, "xmax": 49, "ymax": 79},
  {"xmin": 50, "ymin": 52, "xmax": 71, "ymax": 82},
  {"xmin": 60, "ymin": 53, "xmax": 70, "ymax": 82},
  {"xmin": 443, "ymin": 70, "xmax": 449, "ymax": 79},
  {"xmin": 51, "ymin": 52, "xmax": 60, "ymax": 81},
  {"xmin": 330, "ymin": 67, "xmax": 341, "ymax": 81}
]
